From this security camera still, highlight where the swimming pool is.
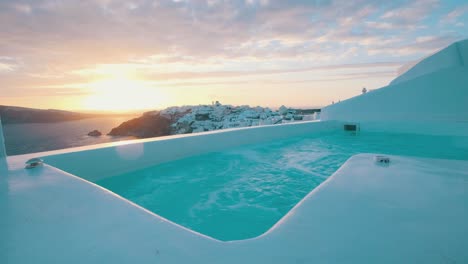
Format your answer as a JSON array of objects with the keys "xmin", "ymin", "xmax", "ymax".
[{"xmin": 94, "ymin": 131, "xmax": 468, "ymax": 241}]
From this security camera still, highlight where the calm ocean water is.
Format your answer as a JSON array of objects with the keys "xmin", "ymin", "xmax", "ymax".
[{"xmin": 3, "ymin": 116, "xmax": 136, "ymax": 156}]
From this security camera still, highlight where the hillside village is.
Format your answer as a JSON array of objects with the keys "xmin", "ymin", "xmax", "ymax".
[{"xmin": 108, "ymin": 102, "xmax": 320, "ymax": 138}]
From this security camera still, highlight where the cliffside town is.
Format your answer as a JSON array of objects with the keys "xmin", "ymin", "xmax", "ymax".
[{"xmin": 108, "ymin": 102, "xmax": 320, "ymax": 138}]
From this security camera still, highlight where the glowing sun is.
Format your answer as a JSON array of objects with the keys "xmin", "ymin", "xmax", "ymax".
[{"xmin": 83, "ymin": 77, "xmax": 169, "ymax": 112}]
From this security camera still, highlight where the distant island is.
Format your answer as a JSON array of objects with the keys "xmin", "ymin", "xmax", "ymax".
[
  {"xmin": 0, "ymin": 105, "xmax": 138, "ymax": 124},
  {"xmin": 108, "ymin": 102, "xmax": 320, "ymax": 138},
  {"xmin": 0, "ymin": 105, "xmax": 99, "ymax": 124}
]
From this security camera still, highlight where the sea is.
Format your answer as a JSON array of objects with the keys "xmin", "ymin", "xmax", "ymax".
[{"xmin": 2, "ymin": 116, "xmax": 137, "ymax": 156}]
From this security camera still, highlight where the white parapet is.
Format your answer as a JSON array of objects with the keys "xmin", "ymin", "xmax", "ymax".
[
  {"xmin": 320, "ymin": 39, "xmax": 468, "ymax": 136},
  {"xmin": 0, "ymin": 115, "xmax": 6, "ymax": 159}
]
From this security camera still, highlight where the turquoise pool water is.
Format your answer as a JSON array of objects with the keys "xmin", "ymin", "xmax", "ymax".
[{"xmin": 96, "ymin": 131, "xmax": 468, "ymax": 241}]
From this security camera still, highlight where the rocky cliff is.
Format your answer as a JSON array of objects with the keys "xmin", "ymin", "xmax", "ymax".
[{"xmin": 108, "ymin": 112, "xmax": 172, "ymax": 138}]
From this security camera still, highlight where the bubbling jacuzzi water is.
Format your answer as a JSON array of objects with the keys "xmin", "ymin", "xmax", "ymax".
[{"xmin": 96, "ymin": 131, "xmax": 468, "ymax": 241}]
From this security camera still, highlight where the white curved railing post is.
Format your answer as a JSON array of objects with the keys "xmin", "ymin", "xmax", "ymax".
[{"xmin": 0, "ymin": 115, "xmax": 6, "ymax": 159}]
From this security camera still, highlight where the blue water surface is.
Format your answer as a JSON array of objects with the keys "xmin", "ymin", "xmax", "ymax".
[{"xmin": 96, "ymin": 131, "xmax": 468, "ymax": 241}]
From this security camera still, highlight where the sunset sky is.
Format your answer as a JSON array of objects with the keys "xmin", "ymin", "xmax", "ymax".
[{"xmin": 1, "ymin": 0, "xmax": 468, "ymax": 112}]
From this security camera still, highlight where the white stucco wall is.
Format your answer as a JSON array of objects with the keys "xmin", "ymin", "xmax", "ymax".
[
  {"xmin": 321, "ymin": 39, "xmax": 468, "ymax": 135},
  {"xmin": 22, "ymin": 121, "xmax": 341, "ymax": 182},
  {"xmin": 391, "ymin": 39, "xmax": 467, "ymax": 85},
  {"xmin": 0, "ymin": 116, "xmax": 6, "ymax": 159}
]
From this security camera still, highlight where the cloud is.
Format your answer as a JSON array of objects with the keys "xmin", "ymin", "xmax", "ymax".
[
  {"xmin": 0, "ymin": 57, "xmax": 19, "ymax": 73},
  {"xmin": 10, "ymin": 3, "xmax": 32, "ymax": 14},
  {"xmin": 245, "ymin": 0, "xmax": 270, "ymax": 7},
  {"xmin": 0, "ymin": 87, "xmax": 90, "ymax": 97},
  {"xmin": 366, "ymin": 34, "xmax": 461, "ymax": 56},
  {"xmin": 144, "ymin": 70, "xmax": 396, "ymax": 89},
  {"xmin": 0, "ymin": 0, "xmax": 467, "ymax": 103},
  {"xmin": 380, "ymin": 0, "xmax": 439, "ymax": 25},
  {"xmin": 441, "ymin": 4, "xmax": 468, "ymax": 24},
  {"xmin": 0, "ymin": 63, "xmax": 14, "ymax": 72}
]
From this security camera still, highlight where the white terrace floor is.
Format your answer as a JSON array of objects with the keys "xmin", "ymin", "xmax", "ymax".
[{"xmin": 1, "ymin": 153, "xmax": 467, "ymax": 264}]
